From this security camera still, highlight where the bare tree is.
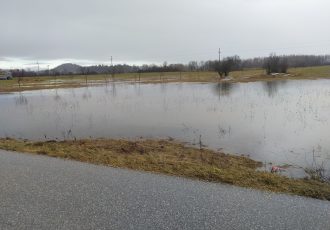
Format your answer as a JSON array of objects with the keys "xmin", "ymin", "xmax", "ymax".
[
  {"xmin": 264, "ymin": 53, "xmax": 288, "ymax": 75},
  {"xmin": 215, "ymin": 56, "xmax": 241, "ymax": 77},
  {"xmin": 188, "ymin": 61, "xmax": 198, "ymax": 71}
]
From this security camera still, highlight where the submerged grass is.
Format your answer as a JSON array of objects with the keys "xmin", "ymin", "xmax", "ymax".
[
  {"xmin": 1, "ymin": 65, "xmax": 330, "ymax": 93},
  {"xmin": 0, "ymin": 138, "xmax": 329, "ymax": 200}
]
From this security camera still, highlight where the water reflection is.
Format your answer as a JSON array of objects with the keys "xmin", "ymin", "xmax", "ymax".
[
  {"xmin": 160, "ymin": 82, "xmax": 167, "ymax": 93},
  {"xmin": 1, "ymin": 81, "xmax": 330, "ymax": 177},
  {"xmin": 54, "ymin": 89, "xmax": 61, "ymax": 101},
  {"xmin": 111, "ymin": 82, "xmax": 117, "ymax": 97},
  {"xmin": 262, "ymin": 80, "xmax": 287, "ymax": 97},
  {"xmin": 82, "ymin": 87, "xmax": 92, "ymax": 100},
  {"xmin": 133, "ymin": 82, "xmax": 142, "ymax": 97},
  {"xmin": 213, "ymin": 82, "xmax": 236, "ymax": 98},
  {"xmin": 218, "ymin": 125, "xmax": 232, "ymax": 139},
  {"xmin": 15, "ymin": 93, "xmax": 28, "ymax": 106}
]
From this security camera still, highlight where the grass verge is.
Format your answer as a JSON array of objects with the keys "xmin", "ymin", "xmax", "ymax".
[{"xmin": 0, "ymin": 138, "xmax": 329, "ymax": 200}]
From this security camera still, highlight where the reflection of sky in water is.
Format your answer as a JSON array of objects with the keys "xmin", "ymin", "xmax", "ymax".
[{"xmin": 0, "ymin": 80, "xmax": 330, "ymax": 175}]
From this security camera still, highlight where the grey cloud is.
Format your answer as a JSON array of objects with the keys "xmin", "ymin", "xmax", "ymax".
[{"xmin": 1, "ymin": 0, "xmax": 330, "ymax": 65}]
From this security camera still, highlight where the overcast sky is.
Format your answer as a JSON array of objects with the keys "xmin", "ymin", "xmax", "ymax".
[{"xmin": 1, "ymin": 0, "xmax": 330, "ymax": 69}]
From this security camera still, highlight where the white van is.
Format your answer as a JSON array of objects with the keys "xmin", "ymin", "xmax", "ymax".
[{"xmin": 0, "ymin": 71, "xmax": 13, "ymax": 80}]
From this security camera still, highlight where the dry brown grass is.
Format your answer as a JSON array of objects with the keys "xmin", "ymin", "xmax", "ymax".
[
  {"xmin": 1, "ymin": 66, "xmax": 330, "ymax": 93},
  {"xmin": 0, "ymin": 138, "xmax": 329, "ymax": 200}
]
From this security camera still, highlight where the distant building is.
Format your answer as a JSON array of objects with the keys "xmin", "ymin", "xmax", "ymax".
[{"xmin": 0, "ymin": 71, "xmax": 13, "ymax": 80}]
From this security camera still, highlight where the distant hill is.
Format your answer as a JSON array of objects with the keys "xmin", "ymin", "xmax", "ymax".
[
  {"xmin": 52, "ymin": 63, "xmax": 82, "ymax": 74},
  {"xmin": 50, "ymin": 63, "xmax": 138, "ymax": 75}
]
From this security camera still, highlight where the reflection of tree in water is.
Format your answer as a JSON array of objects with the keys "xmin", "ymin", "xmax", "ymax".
[
  {"xmin": 103, "ymin": 81, "xmax": 117, "ymax": 97},
  {"xmin": 104, "ymin": 82, "xmax": 111, "ymax": 94},
  {"xmin": 134, "ymin": 82, "xmax": 142, "ymax": 97},
  {"xmin": 111, "ymin": 82, "xmax": 117, "ymax": 97},
  {"xmin": 82, "ymin": 87, "xmax": 92, "ymax": 100},
  {"xmin": 70, "ymin": 89, "xmax": 76, "ymax": 98},
  {"xmin": 160, "ymin": 82, "xmax": 167, "ymax": 93},
  {"xmin": 213, "ymin": 82, "xmax": 235, "ymax": 98},
  {"xmin": 15, "ymin": 93, "xmax": 28, "ymax": 105},
  {"xmin": 263, "ymin": 80, "xmax": 287, "ymax": 97},
  {"xmin": 54, "ymin": 89, "xmax": 61, "ymax": 101}
]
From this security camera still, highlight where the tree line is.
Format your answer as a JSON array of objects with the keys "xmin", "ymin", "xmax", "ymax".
[{"xmin": 9, "ymin": 54, "xmax": 330, "ymax": 77}]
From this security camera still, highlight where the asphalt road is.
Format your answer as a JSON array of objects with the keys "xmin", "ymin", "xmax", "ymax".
[{"xmin": 0, "ymin": 150, "xmax": 329, "ymax": 230}]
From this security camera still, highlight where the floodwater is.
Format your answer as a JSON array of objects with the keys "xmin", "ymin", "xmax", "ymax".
[{"xmin": 1, "ymin": 80, "xmax": 330, "ymax": 177}]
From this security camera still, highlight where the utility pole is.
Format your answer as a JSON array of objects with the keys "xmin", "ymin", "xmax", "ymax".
[
  {"xmin": 37, "ymin": 61, "xmax": 40, "ymax": 75},
  {"xmin": 218, "ymin": 48, "xmax": 222, "ymax": 80},
  {"xmin": 110, "ymin": 56, "xmax": 114, "ymax": 80}
]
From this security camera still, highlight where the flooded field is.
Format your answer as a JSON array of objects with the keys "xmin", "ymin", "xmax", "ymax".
[{"xmin": 1, "ymin": 80, "xmax": 329, "ymax": 177}]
